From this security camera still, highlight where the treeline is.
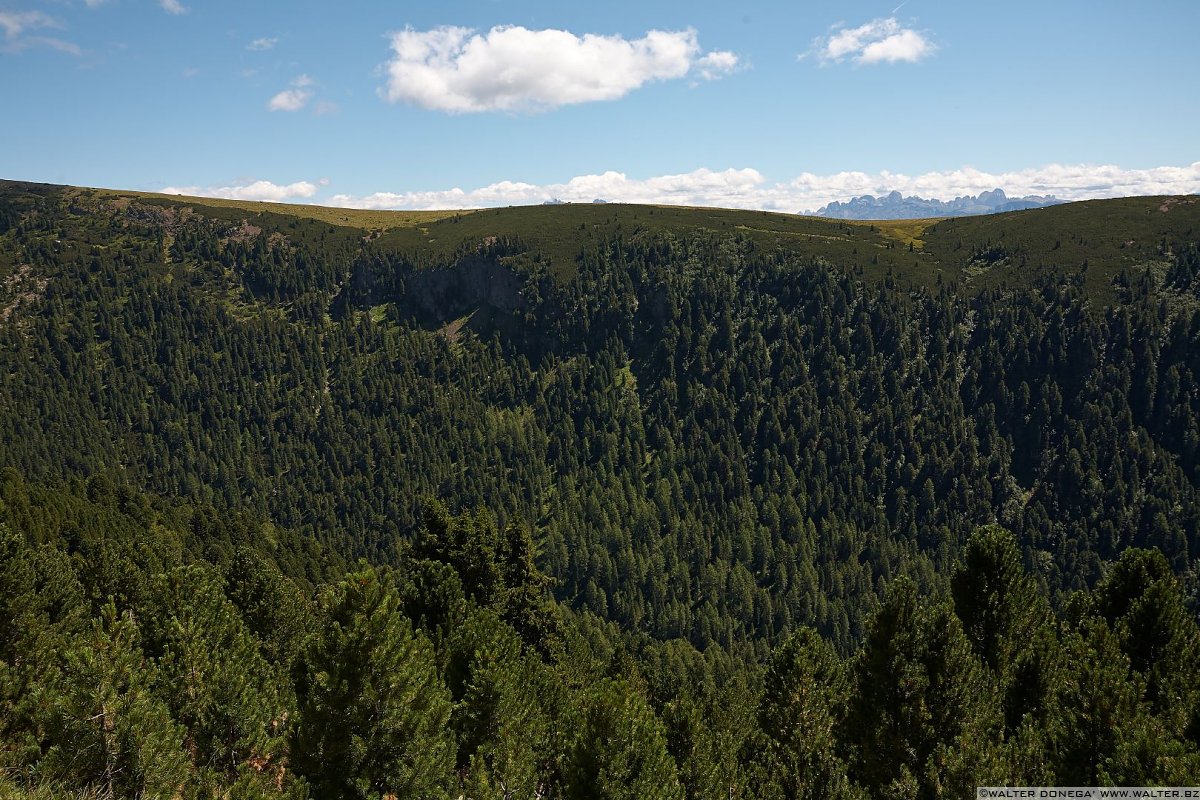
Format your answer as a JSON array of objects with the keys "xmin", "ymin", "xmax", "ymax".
[{"xmin": 2, "ymin": 476, "xmax": 1198, "ymax": 797}]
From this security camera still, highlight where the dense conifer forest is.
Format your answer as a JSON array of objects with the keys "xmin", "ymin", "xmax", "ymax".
[{"xmin": 1, "ymin": 181, "xmax": 1199, "ymax": 796}]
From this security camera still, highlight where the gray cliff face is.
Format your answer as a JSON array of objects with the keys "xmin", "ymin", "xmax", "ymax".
[
  {"xmin": 401, "ymin": 255, "xmax": 525, "ymax": 323},
  {"xmin": 332, "ymin": 251, "xmax": 569, "ymax": 354},
  {"xmin": 814, "ymin": 188, "xmax": 1062, "ymax": 220},
  {"xmin": 335, "ymin": 252, "xmax": 529, "ymax": 333}
]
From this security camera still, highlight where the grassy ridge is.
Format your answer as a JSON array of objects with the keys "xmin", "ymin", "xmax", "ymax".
[
  {"xmin": 82, "ymin": 186, "xmax": 461, "ymax": 230},
  {"xmin": 369, "ymin": 201, "xmax": 927, "ymax": 280},
  {"xmin": 8, "ymin": 180, "xmax": 1200, "ymax": 296},
  {"xmin": 921, "ymin": 196, "xmax": 1200, "ymax": 298}
]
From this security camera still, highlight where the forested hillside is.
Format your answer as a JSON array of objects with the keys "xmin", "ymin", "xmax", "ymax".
[{"xmin": 2, "ymin": 180, "xmax": 1199, "ymax": 796}]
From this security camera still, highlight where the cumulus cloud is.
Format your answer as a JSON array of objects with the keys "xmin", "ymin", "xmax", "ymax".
[
  {"xmin": 815, "ymin": 17, "xmax": 933, "ymax": 64},
  {"xmin": 321, "ymin": 162, "xmax": 1200, "ymax": 213},
  {"xmin": 268, "ymin": 88, "xmax": 310, "ymax": 112},
  {"xmin": 160, "ymin": 0, "xmax": 187, "ymax": 15},
  {"xmin": 159, "ymin": 179, "xmax": 319, "ymax": 203},
  {"xmin": 382, "ymin": 25, "xmax": 739, "ymax": 113},
  {"xmin": 326, "ymin": 168, "xmax": 763, "ymax": 210},
  {"xmin": 247, "ymin": 37, "xmax": 277, "ymax": 51},
  {"xmin": 694, "ymin": 50, "xmax": 740, "ymax": 80},
  {"xmin": 268, "ymin": 75, "xmax": 314, "ymax": 112}
]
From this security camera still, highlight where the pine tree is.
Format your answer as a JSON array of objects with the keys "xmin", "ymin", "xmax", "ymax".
[
  {"xmin": 225, "ymin": 545, "xmax": 314, "ymax": 669},
  {"xmin": 1052, "ymin": 618, "xmax": 1162, "ymax": 784},
  {"xmin": 952, "ymin": 526, "xmax": 1059, "ymax": 737},
  {"xmin": 1092, "ymin": 548, "xmax": 1200, "ymax": 737},
  {"xmin": 843, "ymin": 578, "xmax": 998, "ymax": 798},
  {"xmin": 449, "ymin": 610, "xmax": 549, "ymax": 799},
  {"xmin": 744, "ymin": 627, "xmax": 864, "ymax": 799},
  {"xmin": 292, "ymin": 565, "xmax": 456, "ymax": 799},
  {"xmin": 36, "ymin": 603, "xmax": 191, "ymax": 798},
  {"xmin": 563, "ymin": 678, "xmax": 684, "ymax": 800},
  {"xmin": 140, "ymin": 563, "xmax": 286, "ymax": 776}
]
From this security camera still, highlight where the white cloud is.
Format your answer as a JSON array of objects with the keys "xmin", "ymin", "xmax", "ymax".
[
  {"xmin": 0, "ymin": 9, "xmax": 80, "ymax": 55},
  {"xmin": 267, "ymin": 75, "xmax": 314, "ymax": 112},
  {"xmin": 247, "ymin": 37, "xmax": 277, "ymax": 51},
  {"xmin": 321, "ymin": 162, "xmax": 1200, "ymax": 213},
  {"xmin": 160, "ymin": 0, "xmax": 187, "ymax": 15},
  {"xmin": 268, "ymin": 89, "xmax": 311, "ymax": 111},
  {"xmin": 83, "ymin": 0, "xmax": 107, "ymax": 8},
  {"xmin": 159, "ymin": 179, "xmax": 319, "ymax": 203},
  {"xmin": 815, "ymin": 17, "xmax": 934, "ymax": 64},
  {"xmin": 694, "ymin": 50, "xmax": 740, "ymax": 80},
  {"xmin": 787, "ymin": 162, "xmax": 1200, "ymax": 210},
  {"xmin": 31, "ymin": 36, "xmax": 81, "ymax": 55},
  {"xmin": 328, "ymin": 168, "xmax": 765, "ymax": 210},
  {"xmin": 382, "ymin": 25, "xmax": 739, "ymax": 113},
  {"xmin": 0, "ymin": 10, "xmax": 59, "ymax": 40}
]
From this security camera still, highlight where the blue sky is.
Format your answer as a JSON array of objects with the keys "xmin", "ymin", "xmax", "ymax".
[{"xmin": 2, "ymin": 0, "xmax": 1198, "ymax": 211}]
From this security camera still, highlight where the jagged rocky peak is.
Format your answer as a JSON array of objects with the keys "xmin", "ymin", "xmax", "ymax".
[{"xmin": 814, "ymin": 186, "xmax": 1061, "ymax": 220}]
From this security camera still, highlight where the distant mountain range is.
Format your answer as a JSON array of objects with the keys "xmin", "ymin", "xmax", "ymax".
[{"xmin": 814, "ymin": 188, "xmax": 1063, "ymax": 219}]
